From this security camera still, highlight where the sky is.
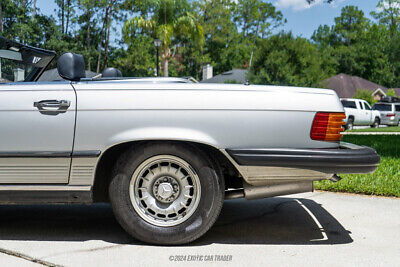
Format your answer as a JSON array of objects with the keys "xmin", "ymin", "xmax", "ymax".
[
  {"xmin": 36, "ymin": 0, "xmax": 380, "ymax": 40},
  {"xmin": 274, "ymin": 0, "xmax": 379, "ymax": 38}
]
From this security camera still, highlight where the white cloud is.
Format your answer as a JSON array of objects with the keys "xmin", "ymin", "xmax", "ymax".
[
  {"xmin": 275, "ymin": 0, "xmax": 324, "ymax": 11},
  {"xmin": 330, "ymin": 0, "xmax": 345, "ymax": 8}
]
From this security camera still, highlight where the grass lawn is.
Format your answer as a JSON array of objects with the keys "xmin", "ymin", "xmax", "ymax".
[
  {"xmin": 347, "ymin": 126, "xmax": 400, "ymax": 132},
  {"xmin": 314, "ymin": 135, "xmax": 400, "ymax": 197}
]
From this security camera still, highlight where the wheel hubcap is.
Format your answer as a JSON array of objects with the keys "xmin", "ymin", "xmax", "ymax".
[
  {"xmin": 129, "ymin": 155, "xmax": 201, "ymax": 227},
  {"xmin": 153, "ymin": 177, "xmax": 180, "ymax": 203}
]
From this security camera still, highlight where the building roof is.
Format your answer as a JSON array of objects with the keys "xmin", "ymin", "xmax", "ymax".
[
  {"xmin": 389, "ymin": 88, "xmax": 400, "ymax": 95},
  {"xmin": 200, "ymin": 69, "xmax": 247, "ymax": 84},
  {"xmin": 321, "ymin": 73, "xmax": 387, "ymax": 98},
  {"xmin": 38, "ymin": 68, "xmax": 98, "ymax": 81}
]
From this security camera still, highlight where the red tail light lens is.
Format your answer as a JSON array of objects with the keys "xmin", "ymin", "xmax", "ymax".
[
  {"xmin": 386, "ymin": 113, "xmax": 395, "ymax": 117},
  {"xmin": 311, "ymin": 112, "xmax": 346, "ymax": 141}
]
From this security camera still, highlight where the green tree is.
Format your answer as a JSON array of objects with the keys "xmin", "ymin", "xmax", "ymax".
[
  {"xmin": 386, "ymin": 88, "xmax": 397, "ymax": 96},
  {"xmin": 194, "ymin": 0, "xmax": 241, "ymax": 75},
  {"xmin": 111, "ymin": 35, "xmax": 156, "ymax": 77},
  {"xmin": 361, "ymin": 24, "xmax": 395, "ymax": 86},
  {"xmin": 55, "ymin": 0, "xmax": 76, "ymax": 36},
  {"xmin": 76, "ymin": 0, "xmax": 101, "ymax": 71},
  {"xmin": 0, "ymin": 0, "xmax": 57, "ymax": 46},
  {"xmin": 252, "ymin": 33, "xmax": 334, "ymax": 87},
  {"xmin": 233, "ymin": 0, "xmax": 284, "ymax": 38},
  {"xmin": 334, "ymin": 6, "xmax": 368, "ymax": 47},
  {"xmin": 311, "ymin": 5, "xmax": 397, "ymax": 87},
  {"xmin": 123, "ymin": 0, "xmax": 204, "ymax": 77},
  {"xmin": 353, "ymin": 89, "xmax": 375, "ymax": 104},
  {"xmin": 371, "ymin": 0, "xmax": 400, "ymax": 36},
  {"xmin": 193, "ymin": 0, "xmax": 284, "ymax": 78},
  {"xmin": 371, "ymin": 0, "xmax": 400, "ymax": 86},
  {"xmin": 122, "ymin": 0, "xmax": 158, "ymax": 17},
  {"xmin": 95, "ymin": 0, "xmax": 124, "ymax": 72}
]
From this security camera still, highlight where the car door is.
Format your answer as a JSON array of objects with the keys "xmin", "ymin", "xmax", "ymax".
[
  {"xmin": 358, "ymin": 101, "xmax": 369, "ymax": 125},
  {"xmin": 363, "ymin": 101, "xmax": 373, "ymax": 125},
  {"xmin": 0, "ymin": 82, "xmax": 76, "ymax": 184},
  {"xmin": 354, "ymin": 100, "xmax": 364, "ymax": 125}
]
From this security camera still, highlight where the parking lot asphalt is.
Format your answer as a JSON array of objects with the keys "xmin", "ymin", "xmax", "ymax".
[{"xmin": 0, "ymin": 191, "xmax": 398, "ymax": 267}]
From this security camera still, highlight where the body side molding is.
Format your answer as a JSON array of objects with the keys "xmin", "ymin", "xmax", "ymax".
[
  {"xmin": 0, "ymin": 150, "xmax": 101, "ymax": 158},
  {"xmin": 0, "ymin": 185, "xmax": 92, "ymax": 204}
]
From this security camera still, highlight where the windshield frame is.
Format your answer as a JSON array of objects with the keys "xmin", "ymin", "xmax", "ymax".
[{"xmin": 0, "ymin": 36, "xmax": 56, "ymax": 82}]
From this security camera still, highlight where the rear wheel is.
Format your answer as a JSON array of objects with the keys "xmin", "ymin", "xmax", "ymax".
[
  {"xmin": 371, "ymin": 117, "xmax": 380, "ymax": 128},
  {"xmin": 109, "ymin": 142, "xmax": 224, "ymax": 245},
  {"xmin": 346, "ymin": 117, "xmax": 354, "ymax": 130}
]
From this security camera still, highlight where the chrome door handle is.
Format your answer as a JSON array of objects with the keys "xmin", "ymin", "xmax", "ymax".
[{"xmin": 34, "ymin": 100, "xmax": 71, "ymax": 115}]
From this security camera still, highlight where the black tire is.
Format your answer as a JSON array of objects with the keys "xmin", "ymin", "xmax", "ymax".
[
  {"xmin": 109, "ymin": 142, "xmax": 224, "ymax": 245},
  {"xmin": 370, "ymin": 117, "xmax": 380, "ymax": 128},
  {"xmin": 346, "ymin": 117, "xmax": 354, "ymax": 130}
]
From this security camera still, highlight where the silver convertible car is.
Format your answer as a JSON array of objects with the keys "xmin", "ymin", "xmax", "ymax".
[{"xmin": 0, "ymin": 37, "xmax": 379, "ymax": 245}]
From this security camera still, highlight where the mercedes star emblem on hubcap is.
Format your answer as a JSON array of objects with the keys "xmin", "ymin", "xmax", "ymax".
[{"xmin": 158, "ymin": 182, "xmax": 173, "ymax": 199}]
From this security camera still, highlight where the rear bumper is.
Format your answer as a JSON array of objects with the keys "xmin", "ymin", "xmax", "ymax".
[
  {"xmin": 381, "ymin": 118, "xmax": 398, "ymax": 125},
  {"xmin": 226, "ymin": 142, "xmax": 380, "ymax": 174}
]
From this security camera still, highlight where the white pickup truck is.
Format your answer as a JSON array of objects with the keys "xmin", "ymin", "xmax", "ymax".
[{"xmin": 340, "ymin": 98, "xmax": 381, "ymax": 129}]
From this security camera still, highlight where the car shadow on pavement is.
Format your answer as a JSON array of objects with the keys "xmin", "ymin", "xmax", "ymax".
[
  {"xmin": 0, "ymin": 197, "xmax": 352, "ymax": 246},
  {"xmin": 194, "ymin": 197, "xmax": 353, "ymax": 245}
]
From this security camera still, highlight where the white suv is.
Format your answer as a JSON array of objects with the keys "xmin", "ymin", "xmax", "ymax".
[
  {"xmin": 372, "ymin": 102, "xmax": 400, "ymax": 126},
  {"xmin": 340, "ymin": 98, "xmax": 381, "ymax": 129}
]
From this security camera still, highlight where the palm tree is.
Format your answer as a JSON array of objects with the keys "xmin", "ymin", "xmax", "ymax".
[{"xmin": 124, "ymin": 0, "xmax": 204, "ymax": 77}]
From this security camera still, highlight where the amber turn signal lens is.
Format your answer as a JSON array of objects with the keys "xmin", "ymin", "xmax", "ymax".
[{"xmin": 310, "ymin": 112, "xmax": 346, "ymax": 141}]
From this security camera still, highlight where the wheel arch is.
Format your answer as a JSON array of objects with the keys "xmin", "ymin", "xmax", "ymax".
[{"xmin": 92, "ymin": 140, "xmax": 241, "ymax": 202}]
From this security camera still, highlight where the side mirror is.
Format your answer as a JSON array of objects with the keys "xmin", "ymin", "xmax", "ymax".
[{"xmin": 57, "ymin": 52, "xmax": 85, "ymax": 81}]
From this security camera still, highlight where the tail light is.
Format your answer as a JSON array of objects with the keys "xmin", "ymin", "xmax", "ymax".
[
  {"xmin": 311, "ymin": 112, "xmax": 346, "ymax": 141},
  {"xmin": 386, "ymin": 113, "xmax": 395, "ymax": 117}
]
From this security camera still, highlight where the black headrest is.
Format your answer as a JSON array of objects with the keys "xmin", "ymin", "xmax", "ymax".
[
  {"xmin": 57, "ymin": 52, "xmax": 85, "ymax": 81},
  {"xmin": 102, "ymin": 67, "xmax": 122, "ymax": 78}
]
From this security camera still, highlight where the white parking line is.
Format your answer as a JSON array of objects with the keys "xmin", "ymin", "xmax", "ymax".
[{"xmin": 295, "ymin": 199, "xmax": 328, "ymax": 242}]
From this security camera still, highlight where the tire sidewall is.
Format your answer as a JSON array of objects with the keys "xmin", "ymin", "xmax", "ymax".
[
  {"xmin": 372, "ymin": 118, "xmax": 379, "ymax": 128},
  {"xmin": 109, "ymin": 143, "xmax": 224, "ymax": 245},
  {"xmin": 347, "ymin": 118, "xmax": 354, "ymax": 130}
]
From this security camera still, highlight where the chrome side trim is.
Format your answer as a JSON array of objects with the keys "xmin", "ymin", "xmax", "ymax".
[
  {"xmin": 0, "ymin": 150, "xmax": 100, "ymax": 158},
  {"xmin": 0, "ymin": 151, "xmax": 71, "ymax": 157},
  {"xmin": 220, "ymin": 149, "xmax": 332, "ymax": 186},
  {"xmin": 0, "ymin": 185, "xmax": 91, "ymax": 191},
  {"xmin": 72, "ymin": 150, "xmax": 101, "ymax": 157}
]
